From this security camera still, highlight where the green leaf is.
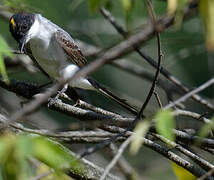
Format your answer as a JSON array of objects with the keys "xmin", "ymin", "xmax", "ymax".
[
  {"xmin": 32, "ymin": 136, "xmax": 83, "ymax": 174},
  {"xmin": 156, "ymin": 109, "xmax": 175, "ymax": 142},
  {"xmin": 198, "ymin": 117, "xmax": 214, "ymax": 138},
  {"xmin": 174, "ymin": 0, "xmax": 189, "ymax": 28},
  {"xmin": 0, "ymin": 133, "xmax": 30, "ymax": 180},
  {"xmin": 167, "ymin": 0, "xmax": 177, "ymax": 15},
  {"xmin": 120, "ymin": 0, "xmax": 134, "ymax": 29},
  {"xmin": 130, "ymin": 120, "xmax": 150, "ymax": 155},
  {"xmin": 167, "ymin": 0, "xmax": 190, "ymax": 28},
  {"xmin": 0, "ymin": 134, "xmax": 13, "ymax": 163},
  {"xmin": 2, "ymin": 0, "xmax": 29, "ymax": 12},
  {"xmin": 36, "ymin": 163, "xmax": 72, "ymax": 180},
  {"xmin": 89, "ymin": 0, "xmax": 101, "ymax": 13},
  {"xmin": 199, "ymin": 0, "xmax": 214, "ymax": 51},
  {"xmin": 0, "ymin": 36, "xmax": 13, "ymax": 84},
  {"xmin": 15, "ymin": 135, "xmax": 34, "ymax": 180},
  {"xmin": 88, "ymin": 0, "xmax": 113, "ymax": 13},
  {"xmin": 171, "ymin": 162, "xmax": 196, "ymax": 180},
  {"xmin": 120, "ymin": 0, "xmax": 133, "ymax": 12},
  {"xmin": 0, "ymin": 133, "xmax": 84, "ymax": 179}
]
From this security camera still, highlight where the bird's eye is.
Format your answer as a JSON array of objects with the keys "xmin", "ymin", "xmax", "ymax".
[{"xmin": 10, "ymin": 18, "xmax": 16, "ymax": 30}]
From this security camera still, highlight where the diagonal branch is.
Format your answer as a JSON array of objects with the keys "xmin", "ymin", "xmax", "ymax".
[
  {"xmin": 99, "ymin": 2, "xmax": 214, "ymax": 111},
  {"xmin": 100, "ymin": 136, "xmax": 133, "ymax": 180},
  {"xmin": 0, "ymin": 78, "xmax": 134, "ymax": 128},
  {"xmin": 3, "ymin": 0, "xmax": 202, "ymax": 127},
  {"xmin": 164, "ymin": 78, "xmax": 214, "ymax": 110},
  {"xmin": 136, "ymin": 0, "xmax": 162, "ymax": 119},
  {"xmin": 152, "ymin": 133, "xmax": 214, "ymax": 171}
]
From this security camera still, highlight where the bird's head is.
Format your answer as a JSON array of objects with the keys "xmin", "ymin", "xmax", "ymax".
[{"xmin": 9, "ymin": 13, "xmax": 35, "ymax": 53}]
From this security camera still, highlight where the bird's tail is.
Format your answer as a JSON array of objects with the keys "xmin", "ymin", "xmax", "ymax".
[{"xmin": 87, "ymin": 78, "xmax": 139, "ymax": 115}]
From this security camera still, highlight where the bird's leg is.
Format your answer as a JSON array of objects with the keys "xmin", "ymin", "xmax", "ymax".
[
  {"xmin": 48, "ymin": 84, "xmax": 68, "ymax": 107},
  {"xmin": 73, "ymin": 99, "xmax": 81, "ymax": 107},
  {"xmin": 64, "ymin": 86, "xmax": 80, "ymax": 102},
  {"xmin": 64, "ymin": 86, "xmax": 81, "ymax": 106}
]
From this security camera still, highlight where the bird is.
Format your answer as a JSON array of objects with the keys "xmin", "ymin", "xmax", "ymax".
[{"xmin": 9, "ymin": 13, "xmax": 138, "ymax": 115}]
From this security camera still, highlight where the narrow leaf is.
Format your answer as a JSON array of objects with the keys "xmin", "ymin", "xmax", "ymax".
[
  {"xmin": 89, "ymin": 0, "xmax": 101, "ymax": 13},
  {"xmin": 198, "ymin": 117, "xmax": 214, "ymax": 138},
  {"xmin": 120, "ymin": 0, "xmax": 133, "ymax": 12},
  {"xmin": 171, "ymin": 162, "xmax": 196, "ymax": 180},
  {"xmin": 32, "ymin": 136, "xmax": 83, "ymax": 174},
  {"xmin": 199, "ymin": 0, "xmax": 214, "ymax": 51},
  {"xmin": 0, "ymin": 36, "xmax": 13, "ymax": 84},
  {"xmin": 167, "ymin": 0, "xmax": 177, "ymax": 15},
  {"xmin": 130, "ymin": 120, "xmax": 150, "ymax": 155},
  {"xmin": 156, "ymin": 109, "xmax": 175, "ymax": 142}
]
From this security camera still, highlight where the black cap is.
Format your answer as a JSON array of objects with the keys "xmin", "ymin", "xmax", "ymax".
[{"xmin": 9, "ymin": 13, "xmax": 35, "ymax": 44}]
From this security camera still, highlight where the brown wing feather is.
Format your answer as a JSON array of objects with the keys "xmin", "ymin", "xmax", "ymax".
[{"xmin": 55, "ymin": 30, "xmax": 87, "ymax": 67}]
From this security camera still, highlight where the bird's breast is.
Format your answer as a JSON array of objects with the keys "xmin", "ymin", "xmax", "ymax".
[{"xmin": 29, "ymin": 36, "xmax": 67, "ymax": 79}]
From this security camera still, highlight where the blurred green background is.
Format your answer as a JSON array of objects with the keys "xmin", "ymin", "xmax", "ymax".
[{"xmin": 0, "ymin": 0, "xmax": 212, "ymax": 179}]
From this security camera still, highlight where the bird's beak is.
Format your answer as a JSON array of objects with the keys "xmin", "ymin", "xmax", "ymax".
[{"xmin": 19, "ymin": 36, "xmax": 27, "ymax": 53}]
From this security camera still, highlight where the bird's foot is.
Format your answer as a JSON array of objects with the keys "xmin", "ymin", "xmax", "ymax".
[
  {"xmin": 47, "ymin": 97, "xmax": 58, "ymax": 107},
  {"xmin": 73, "ymin": 99, "xmax": 81, "ymax": 107},
  {"xmin": 47, "ymin": 85, "xmax": 68, "ymax": 107}
]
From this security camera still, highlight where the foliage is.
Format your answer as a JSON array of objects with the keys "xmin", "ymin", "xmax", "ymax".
[
  {"xmin": 0, "ymin": 36, "xmax": 12, "ymax": 84},
  {"xmin": 0, "ymin": 133, "xmax": 83, "ymax": 180},
  {"xmin": 198, "ymin": 117, "xmax": 214, "ymax": 138},
  {"xmin": 1, "ymin": 0, "xmax": 29, "ymax": 12},
  {"xmin": 171, "ymin": 162, "xmax": 196, "ymax": 180},
  {"xmin": 0, "ymin": 0, "xmax": 214, "ymax": 179},
  {"xmin": 36, "ymin": 163, "xmax": 73, "ymax": 180},
  {"xmin": 84, "ymin": 0, "xmax": 135, "ymax": 27},
  {"xmin": 168, "ymin": 0, "xmax": 214, "ymax": 51},
  {"xmin": 199, "ymin": 0, "xmax": 214, "ymax": 51},
  {"xmin": 167, "ymin": 0, "xmax": 189, "ymax": 15},
  {"xmin": 130, "ymin": 120, "xmax": 150, "ymax": 155},
  {"xmin": 155, "ymin": 109, "xmax": 175, "ymax": 142},
  {"xmin": 88, "ymin": 0, "xmax": 110, "ymax": 13}
]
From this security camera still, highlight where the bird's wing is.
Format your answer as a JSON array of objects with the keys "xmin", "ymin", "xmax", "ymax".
[
  {"xmin": 55, "ymin": 30, "xmax": 87, "ymax": 67},
  {"xmin": 24, "ymin": 43, "xmax": 50, "ymax": 78}
]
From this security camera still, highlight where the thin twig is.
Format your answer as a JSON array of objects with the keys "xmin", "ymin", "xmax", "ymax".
[
  {"xmin": 172, "ymin": 109, "xmax": 211, "ymax": 124},
  {"xmin": 76, "ymin": 100, "xmax": 122, "ymax": 118},
  {"xmin": 68, "ymin": 1, "xmax": 198, "ymax": 100},
  {"xmin": 154, "ymin": 91, "xmax": 163, "ymax": 108},
  {"xmin": 152, "ymin": 133, "xmax": 214, "ymax": 171},
  {"xmin": 124, "ymin": 130, "xmax": 207, "ymax": 178},
  {"xmin": 100, "ymin": 136, "xmax": 132, "ymax": 180},
  {"xmin": 100, "ymin": 3, "xmax": 214, "ymax": 111},
  {"xmin": 198, "ymin": 168, "xmax": 214, "ymax": 180},
  {"xmin": 164, "ymin": 78, "xmax": 214, "ymax": 110},
  {"xmin": 0, "ymin": 112, "xmax": 211, "ymax": 179},
  {"xmin": 111, "ymin": 60, "xmax": 179, "ymax": 96},
  {"xmin": 1, "ymin": 78, "xmax": 213, "ymax": 127},
  {"xmin": 0, "ymin": 78, "xmax": 135, "ymax": 128},
  {"xmin": 135, "ymin": 0, "xmax": 162, "ymax": 121},
  {"xmin": 108, "ymin": 143, "xmax": 140, "ymax": 180},
  {"xmin": 5, "ymin": 1, "xmax": 201, "ymax": 127},
  {"xmin": 173, "ymin": 129, "xmax": 214, "ymax": 149},
  {"xmin": 137, "ymin": 34, "xmax": 162, "ymax": 117}
]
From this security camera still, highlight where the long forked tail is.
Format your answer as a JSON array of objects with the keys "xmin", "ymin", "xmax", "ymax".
[{"xmin": 87, "ymin": 78, "xmax": 139, "ymax": 115}]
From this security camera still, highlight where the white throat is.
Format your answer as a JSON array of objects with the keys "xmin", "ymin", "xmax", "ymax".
[
  {"xmin": 27, "ymin": 15, "xmax": 56, "ymax": 43},
  {"xmin": 26, "ymin": 17, "xmax": 40, "ymax": 42}
]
